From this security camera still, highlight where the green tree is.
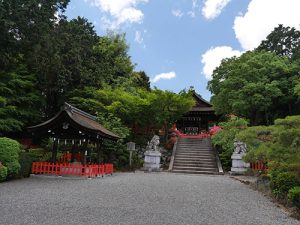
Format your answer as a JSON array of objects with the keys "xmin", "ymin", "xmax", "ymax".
[
  {"xmin": 71, "ymin": 87, "xmax": 194, "ymax": 141},
  {"xmin": 0, "ymin": 0, "xmax": 69, "ymax": 66},
  {"xmin": 0, "ymin": 0, "xmax": 70, "ymax": 119},
  {"xmin": 36, "ymin": 17, "xmax": 99, "ymax": 116},
  {"xmin": 257, "ymin": 24, "xmax": 300, "ymax": 60},
  {"xmin": 91, "ymin": 32, "xmax": 134, "ymax": 85},
  {"xmin": 208, "ymin": 51, "xmax": 300, "ymax": 125},
  {"xmin": 0, "ymin": 56, "xmax": 43, "ymax": 133},
  {"xmin": 130, "ymin": 71, "xmax": 151, "ymax": 90},
  {"xmin": 150, "ymin": 89, "xmax": 195, "ymax": 140}
]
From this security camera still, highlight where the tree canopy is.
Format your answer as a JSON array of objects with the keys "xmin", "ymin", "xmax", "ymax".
[
  {"xmin": 0, "ymin": 0, "xmax": 196, "ymax": 142},
  {"xmin": 257, "ymin": 24, "xmax": 300, "ymax": 60},
  {"xmin": 70, "ymin": 87, "xmax": 194, "ymax": 140},
  {"xmin": 208, "ymin": 51, "xmax": 300, "ymax": 125}
]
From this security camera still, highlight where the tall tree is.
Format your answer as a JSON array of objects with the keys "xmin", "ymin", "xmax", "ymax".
[
  {"xmin": 35, "ymin": 17, "xmax": 99, "ymax": 116},
  {"xmin": 0, "ymin": 0, "xmax": 69, "ymax": 68},
  {"xmin": 91, "ymin": 32, "xmax": 134, "ymax": 85},
  {"xmin": 257, "ymin": 24, "xmax": 300, "ymax": 60},
  {"xmin": 208, "ymin": 51, "xmax": 300, "ymax": 125},
  {"xmin": 0, "ymin": 56, "xmax": 43, "ymax": 134}
]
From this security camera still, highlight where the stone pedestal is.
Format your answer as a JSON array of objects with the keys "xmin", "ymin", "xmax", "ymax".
[
  {"xmin": 230, "ymin": 153, "xmax": 250, "ymax": 175},
  {"xmin": 143, "ymin": 151, "xmax": 161, "ymax": 172}
]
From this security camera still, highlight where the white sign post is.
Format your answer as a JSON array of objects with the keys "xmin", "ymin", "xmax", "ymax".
[{"xmin": 126, "ymin": 142, "xmax": 136, "ymax": 168}]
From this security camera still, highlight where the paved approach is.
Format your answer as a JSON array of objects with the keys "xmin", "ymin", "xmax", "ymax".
[{"xmin": 0, "ymin": 173, "xmax": 299, "ymax": 225}]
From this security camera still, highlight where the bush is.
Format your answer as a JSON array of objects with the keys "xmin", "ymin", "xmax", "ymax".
[
  {"xmin": 211, "ymin": 117, "xmax": 248, "ymax": 171},
  {"xmin": 288, "ymin": 186, "xmax": 300, "ymax": 211},
  {"xmin": 270, "ymin": 172, "xmax": 300, "ymax": 199},
  {"xmin": 0, "ymin": 164, "xmax": 7, "ymax": 182},
  {"xmin": 19, "ymin": 152, "xmax": 36, "ymax": 178},
  {"xmin": 0, "ymin": 137, "xmax": 21, "ymax": 178}
]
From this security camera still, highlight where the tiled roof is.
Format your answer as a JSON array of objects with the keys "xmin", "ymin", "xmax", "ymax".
[{"xmin": 28, "ymin": 103, "xmax": 119, "ymax": 140}]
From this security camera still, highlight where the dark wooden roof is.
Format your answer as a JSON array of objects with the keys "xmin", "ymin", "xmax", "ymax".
[
  {"xmin": 190, "ymin": 91, "xmax": 214, "ymax": 112},
  {"xmin": 28, "ymin": 103, "xmax": 119, "ymax": 141}
]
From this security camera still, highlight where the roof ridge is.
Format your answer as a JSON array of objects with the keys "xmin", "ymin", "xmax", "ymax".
[
  {"xmin": 63, "ymin": 103, "xmax": 97, "ymax": 121},
  {"xmin": 192, "ymin": 91, "xmax": 212, "ymax": 106}
]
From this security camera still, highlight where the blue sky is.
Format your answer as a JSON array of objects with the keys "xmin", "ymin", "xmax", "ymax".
[{"xmin": 65, "ymin": 0, "xmax": 300, "ymax": 101}]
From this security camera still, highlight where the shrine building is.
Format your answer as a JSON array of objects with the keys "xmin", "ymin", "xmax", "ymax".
[{"xmin": 176, "ymin": 91, "xmax": 218, "ymax": 135}]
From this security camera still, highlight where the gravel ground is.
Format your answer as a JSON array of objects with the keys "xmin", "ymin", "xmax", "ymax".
[{"xmin": 0, "ymin": 172, "xmax": 299, "ymax": 225}]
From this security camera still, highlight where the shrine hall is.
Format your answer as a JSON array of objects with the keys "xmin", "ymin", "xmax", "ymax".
[{"xmin": 176, "ymin": 91, "xmax": 218, "ymax": 135}]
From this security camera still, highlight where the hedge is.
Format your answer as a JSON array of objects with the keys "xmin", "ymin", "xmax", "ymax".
[
  {"xmin": 0, "ymin": 137, "xmax": 21, "ymax": 178},
  {"xmin": 0, "ymin": 165, "xmax": 7, "ymax": 182}
]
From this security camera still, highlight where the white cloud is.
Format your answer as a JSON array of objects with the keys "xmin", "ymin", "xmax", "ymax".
[
  {"xmin": 234, "ymin": 0, "xmax": 300, "ymax": 50},
  {"xmin": 201, "ymin": 46, "xmax": 242, "ymax": 80},
  {"xmin": 152, "ymin": 72, "xmax": 176, "ymax": 83},
  {"xmin": 172, "ymin": 9, "xmax": 184, "ymax": 18},
  {"xmin": 91, "ymin": 0, "xmax": 148, "ymax": 28},
  {"xmin": 135, "ymin": 31, "xmax": 143, "ymax": 44},
  {"xmin": 202, "ymin": 0, "xmax": 231, "ymax": 19},
  {"xmin": 188, "ymin": 0, "xmax": 198, "ymax": 18}
]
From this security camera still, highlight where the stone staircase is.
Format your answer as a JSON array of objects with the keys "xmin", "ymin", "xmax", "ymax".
[{"xmin": 171, "ymin": 138, "xmax": 221, "ymax": 175}]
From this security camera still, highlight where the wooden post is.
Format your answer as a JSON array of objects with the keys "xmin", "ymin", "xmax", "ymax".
[
  {"xmin": 96, "ymin": 142, "xmax": 102, "ymax": 164},
  {"xmin": 71, "ymin": 142, "xmax": 77, "ymax": 162},
  {"xmin": 83, "ymin": 141, "xmax": 88, "ymax": 165},
  {"xmin": 51, "ymin": 139, "xmax": 58, "ymax": 163}
]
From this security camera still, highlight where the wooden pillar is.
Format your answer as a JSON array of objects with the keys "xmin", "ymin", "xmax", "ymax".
[
  {"xmin": 96, "ymin": 142, "xmax": 102, "ymax": 164},
  {"xmin": 71, "ymin": 142, "xmax": 77, "ymax": 162},
  {"xmin": 51, "ymin": 139, "xmax": 58, "ymax": 163},
  {"xmin": 83, "ymin": 141, "xmax": 88, "ymax": 165}
]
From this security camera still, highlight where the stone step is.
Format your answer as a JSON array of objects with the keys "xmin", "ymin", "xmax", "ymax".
[
  {"xmin": 171, "ymin": 170, "xmax": 219, "ymax": 175},
  {"xmin": 174, "ymin": 158, "xmax": 216, "ymax": 162},
  {"xmin": 175, "ymin": 157, "xmax": 216, "ymax": 161},
  {"xmin": 176, "ymin": 150, "xmax": 213, "ymax": 154},
  {"xmin": 176, "ymin": 149, "xmax": 213, "ymax": 152},
  {"xmin": 173, "ymin": 166, "xmax": 217, "ymax": 170},
  {"xmin": 177, "ymin": 145, "xmax": 211, "ymax": 147},
  {"xmin": 172, "ymin": 168, "xmax": 218, "ymax": 174},
  {"xmin": 173, "ymin": 163, "xmax": 217, "ymax": 168},
  {"xmin": 176, "ymin": 148, "xmax": 212, "ymax": 151},
  {"xmin": 175, "ymin": 153, "xmax": 213, "ymax": 156},
  {"xmin": 178, "ymin": 143, "xmax": 207, "ymax": 145},
  {"xmin": 174, "ymin": 160, "xmax": 217, "ymax": 164}
]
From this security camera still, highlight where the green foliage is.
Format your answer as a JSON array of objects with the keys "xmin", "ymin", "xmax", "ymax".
[
  {"xmin": 71, "ymin": 87, "xmax": 194, "ymax": 139},
  {"xmin": 18, "ymin": 148, "xmax": 50, "ymax": 178},
  {"xmin": 0, "ymin": 1, "xmax": 145, "ymax": 132},
  {"xmin": 238, "ymin": 115, "xmax": 300, "ymax": 201},
  {"xmin": 208, "ymin": 50, "xmax": 300, "ymax": 125},
  {"xmin": 92, "ymin": 32, "xmax": 134, "ymax": 85},
  {"xmin": 0, "ymin": 137, "xmax": 21, "ymax": 178},
  {"xmin": 270, "ymin": 172, "xmax": 300, "ymax": 199},
  {"xmin": 97, "ymin": 112, "xmax": 130, "ymax": 140},
  {"xmin": 238, "ymin": 116, "xmax": 300, "ymax": 169},
  {"xmin": 211, "ymin": 117, "xmax": 248, "ymax": 171},
  {"xmin": 295, "ymin": 83, "xmax": 300, "ymax": 98},
  {"xmin": 288, "ymin": 186, "xmax": 300, "ymax": 211},
  {"xmin": 0, "ymin": 56, "xmax": 43, "ymax": 133},
  {"xmin": 19, "ymin": 152, "xmax": 36, "ymax": 178},
  {"xmin": 0, "ymin": 165, "xmax": 7, "ymax": 182},
  {"xmin": 257, "ymin": 24, "xmax": 300, "ymax": 60}
]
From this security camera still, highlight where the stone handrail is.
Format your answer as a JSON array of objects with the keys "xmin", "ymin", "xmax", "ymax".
[
  {"xmin": 168, "ymin": 139, "xmax": 178, "ymax": 171},
  {"xmin": 213, "ymin": 145, "xmax": 224, "ymax": 174}
]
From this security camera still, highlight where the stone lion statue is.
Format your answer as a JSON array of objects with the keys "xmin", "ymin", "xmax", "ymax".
[
  {"xmin": 233, "ymin": 139, "xmax": 247, "ymax": 154},
  {"xmin": 148, "ymin": 135, "xmax": 160, "ymax": 152}
]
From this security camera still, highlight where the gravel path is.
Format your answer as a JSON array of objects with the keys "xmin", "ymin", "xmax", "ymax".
[{"xmin": 0, "ymin": 172, "xmax": 299, "ymax": 225}]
